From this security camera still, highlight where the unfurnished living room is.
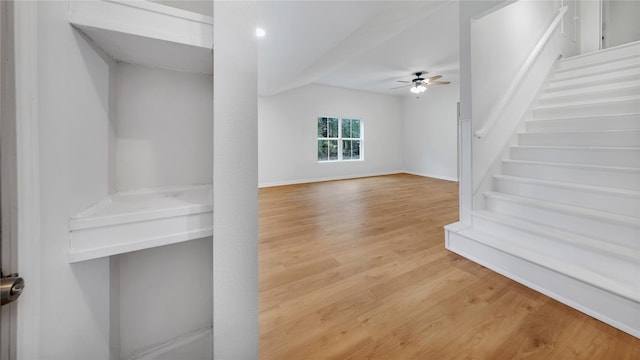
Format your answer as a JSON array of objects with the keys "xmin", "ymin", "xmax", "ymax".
[
  {"xmin": 1, "ymin": 0, "xmax": 639, "ymax": 359},
  {"xmin": 257, "ymin": 0, "xmax": 640, "ymax": 359}
]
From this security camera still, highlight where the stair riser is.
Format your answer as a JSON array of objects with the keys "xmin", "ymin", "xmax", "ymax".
[
  {"xmin": 556, "ymin": 42, "xmax": 640, "ymax": 71},
  {"xmin": 510, "ymin": 147, "xmax": 640, "ymax": 168},
  {"xmin": 502, "ymin": 162, "xmax": 640, "ymax": 191},
  {"xmin": 526, "ymin": 114, "xmax": 640, "ymax": 132},
  {"xmin": 554, "ymin": 57, "xmax": 640, "ymax": 80},
  {"xmin": 533, "ymin": 100, "xmax": 640, "ymax": 120},
  {"xmin": 493, "ymin": 177, "xmax": 639, "ymax": 217},
  {"xmin": 545, "ymin": 71, "xmax": 640, "ymax": 92},
  {"xmin": 484, "ymin": 196, "xmax": 639, "ymax": 248},
  {"xmin": 473, "ymin": 215, "xmax": 639, "ymax": 286},
  {"xmin": 519, "ymin": 132, "xmax": 640, "ymax": 147},
  {"xmin": 539, "ymin": 85, "xmax": 640, "ymax": 106}
]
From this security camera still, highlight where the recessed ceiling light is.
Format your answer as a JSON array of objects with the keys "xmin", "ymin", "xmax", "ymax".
[{"xmin": 256, "ymin": 28, "xmax": 266, "ymax": 38}]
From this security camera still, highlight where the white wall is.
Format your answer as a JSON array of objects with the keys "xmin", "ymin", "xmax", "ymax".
[
  {"xmin": 403, "ymin": 84, "xmax": 460, "ymax": 181},
  {"xmin": 471, "ymin": 0, "xmax": 564, "ymax": 132},
  {"xmin": 258, "ymin": 84, "xmax": 404, "ymax": 186},
  {"xmin": 115, "ymin": 63, "xmax": 213, "ymax": 191},
  {"xmin": 117, "ymin": 239, "xmax": 213, "ymax": 359},
  {"xmin": 37, "ymin": 1, "xmax": 112, "ymax": 357}
]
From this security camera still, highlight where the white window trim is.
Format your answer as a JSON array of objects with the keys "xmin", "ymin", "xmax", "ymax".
[{"xmin": 317, "ymin": 116, "xmax": 364, "ymax": 163}]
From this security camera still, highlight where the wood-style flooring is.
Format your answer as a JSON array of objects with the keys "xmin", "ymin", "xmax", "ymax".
[{"xmin": 259, "ymin": 174, "xmax": 640, "ymax": 359}]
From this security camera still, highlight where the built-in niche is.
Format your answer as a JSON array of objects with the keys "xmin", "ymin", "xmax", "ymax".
[{"xmin": 67, "ymin": 0, "xmax": 213, "ymax": 262}]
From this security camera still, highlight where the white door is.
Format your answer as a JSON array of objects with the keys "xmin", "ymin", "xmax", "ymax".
[
  {"xmin": 1, "ymin": 1, "xmax": 26, "ymax": 358},
  {"xmin": 602, "ymin": 0, "xmax": 640, "ymax": 48}
]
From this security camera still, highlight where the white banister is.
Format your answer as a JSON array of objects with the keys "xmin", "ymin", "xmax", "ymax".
[{"xmin": 474, "ymin": 6, "xmax": 567, "ymax": 139}]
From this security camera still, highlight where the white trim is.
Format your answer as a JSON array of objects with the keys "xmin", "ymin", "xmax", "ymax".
[
  {"xmin": 258, "ymin": 171, "xmax": 403, "ymax": 188},
  {"xmin": 126, "ymin": 325, "xmax": 212, "ymax": 360},
  {"xmin": 445, "ymin": 227, "xmax": 640, "ymax": 338},
  {"xmin": 475, "ymin": 6, "xmax": 568, "ymax": 138},
  {"xmin": 403, "ymin": 171, "xmax": 459, "ymax": 183},
  {"xmin": 13, "ymin": 1, "xmax": 41, "ymax": 359}
]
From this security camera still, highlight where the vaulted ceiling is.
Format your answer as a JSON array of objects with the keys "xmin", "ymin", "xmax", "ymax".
[{"xmin": 257, "ymin": 0, "xmax": 460, "ymax": 97}]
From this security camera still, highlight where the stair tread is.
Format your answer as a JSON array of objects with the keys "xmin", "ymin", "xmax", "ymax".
[
  {"xmin": 558, "ymin": 40, "xmax": 640, "ymax": 65},
  {"xmin": 460, "ymin": 219, "xmax": 640, "ymax": 302},
  {"xmin": 520, "ymin": 129, "xmax": 640, "ymax": 135},
  {"xmin": 514, "ymin": 145, "xmax": 640, "ymax": 150},
  {"xmin": 493, "ymin": 174, "xmax": 640, "ymax": 197},
  {"xmin": 504, "ymin": 159, "xmax": 640, "ymax": 172},
  {"xmin": 526, "ymin": 113, "xmax": 640, "ymax": 123},
  {"xmin": 555, "ymin": 53, "xmax": 640, "ymax": 75},
  {"xmin": 484, "ymin": 191, "xmax": 640, "ymax": 227},
  {"xmin": 541, "ymin": 80, "xmax": 640, "ymax": 98},
  {"xmin": 545, "ymin": 72, "xmax": 640, "ymax": 92},
  {"xmin": 474, "ymin": 210, "xmax": 638, "ymax": 258},
  {"xmin": 551, "ymin": 63, "xmax": 640, "ymax": 83},
  {"xmin": 534, "ymin": 94, "xmax": 640, "ymax": 110}
]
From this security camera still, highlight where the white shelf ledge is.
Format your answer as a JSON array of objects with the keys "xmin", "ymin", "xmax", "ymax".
[
  {"xmin": 69, "ymin": 184, "xmax": 212, "ymax": 263},
  {"xmin": 69, "ymin": 0, "xmax": 213, "ymax": 74}
]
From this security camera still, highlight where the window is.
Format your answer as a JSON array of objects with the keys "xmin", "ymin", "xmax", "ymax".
[{"xmin": 317, "ymin": 117, "xmax": 362, "ymax": 162}]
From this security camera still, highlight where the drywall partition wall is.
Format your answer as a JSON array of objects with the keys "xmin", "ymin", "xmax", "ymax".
[
  {"xmin": 471, "ymin": 0, "xmax": 561, "ymax": 133},
  {"xmin": 258, "ymin": 84, "xmax": 404, "ymax": 187},
  {"xmin": 115, "ymin": 63, "xmax": 213, "ymax": 191},
  {"xmin": 403, "ymin": 83, "xmax": 460, "ymax": 181},
  {"xmin": 117, "ymin": 239, "xmax": 213, "ymax": 360},
  {"xmin": 458, "ymin": 0, "xmax": 505, "ymax": 224},
  {"xmin": 470, "ymin": 0, "xmax": 570, "ymax": 190},
  {"xmin": 580, "ymin": 0, "xmax": 601, "ymax": 54},
  {"xmin": 37, "ymin": 1, "xmax": 112, "ymax": 357},
  {"xmin": 213, "ymin": 1, "xmax": 258, "ymax": 359}
]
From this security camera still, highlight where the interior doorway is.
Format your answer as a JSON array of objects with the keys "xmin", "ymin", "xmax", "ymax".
[{"xmin": 602, "ymin": 0, "xmax": 640, "ymax": 48}]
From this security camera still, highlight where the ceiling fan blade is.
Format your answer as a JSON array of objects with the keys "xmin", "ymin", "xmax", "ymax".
[
  {"xmin": 390, "ymin": 84, "xmax": 412, "ymax": 90},
  {"xmin": 427, "ymin": 75, "xmax": 442, "ymax": 82},
  {"xmin": 427, "ymin": 81, "xmax": 451, "ymax": 85},
  {"xmin": 396, "ymin": 80, "xmax": 412, "ymax": 83}
]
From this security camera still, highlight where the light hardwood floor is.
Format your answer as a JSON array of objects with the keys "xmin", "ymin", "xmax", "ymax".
[{"xmin": 259, "ymin": 174, "xmax": 640, "ymax": 359}]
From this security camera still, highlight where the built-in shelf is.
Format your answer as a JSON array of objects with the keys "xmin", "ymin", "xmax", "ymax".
[
  {"xmin": 68, "ymin": 0, "xmax": 213, "ymax": 74},
  {"xmin": 69, "ymin": 184, "xmax": 213, "ymax": 263}
]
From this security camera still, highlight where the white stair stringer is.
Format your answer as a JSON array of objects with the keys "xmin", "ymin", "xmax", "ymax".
[{"xmin": 447, "ymin": 41, "xmax": 640, "ymax": 338}]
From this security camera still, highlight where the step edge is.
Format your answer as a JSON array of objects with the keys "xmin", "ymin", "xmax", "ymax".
[
  {"xmin": 457, "ymin": 225, "xmax": 640, "ymax": 303},
  {"xmin": 483, "ymin": 191, "xmax": 640, "ymax": 228},
  {"xmin": 493, "ymin": 174, "xmax": 640, "ymax": 197}
]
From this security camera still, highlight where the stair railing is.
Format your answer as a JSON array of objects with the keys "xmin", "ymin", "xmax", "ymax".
[{"xmin": 474, "ymin": 6, "xmax": 567, "ymax": 139}]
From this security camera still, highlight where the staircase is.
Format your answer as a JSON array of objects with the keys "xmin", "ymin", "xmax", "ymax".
[{"xmin": 446, "ymin": 41, "xmax": 640, "ymax": 337}]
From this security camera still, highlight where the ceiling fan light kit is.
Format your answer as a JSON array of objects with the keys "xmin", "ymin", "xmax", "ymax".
[
  {"xmin": 392, "ymin": 71, "xmax": 451, "ymax": 96},
  {"xmin": 410, "ymin": 83, "xmax": 427, "ymax": 94}
]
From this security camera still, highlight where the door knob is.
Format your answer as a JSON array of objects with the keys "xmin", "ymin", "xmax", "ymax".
[{"xmin": 1, "ymin": 273, "xmax": 24, "ymax": 306}]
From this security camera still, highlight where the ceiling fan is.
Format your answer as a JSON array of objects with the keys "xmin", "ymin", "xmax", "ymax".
[{"xmin": 392, "ymin": 71, "xmax": 451, "ymax": 94}]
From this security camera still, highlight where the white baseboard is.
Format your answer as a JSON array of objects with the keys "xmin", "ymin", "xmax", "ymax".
[
  {"xmin": 445, "ymin": 223, "xmax": 640, "ymax": 339},
  {"xmin": 259, "ymin": 171, "xmax": 459, "ymax": 188},
  {"xmin": 127, "ymin": 325, "xmax": 212, "ymax": 360},
  {"xmin": 403, "ymin": 170, "xmax": 459, "ymax": 182},
  {"xmin": 258, "ymin": 171, "xmax": 403, "ymax": 188}
]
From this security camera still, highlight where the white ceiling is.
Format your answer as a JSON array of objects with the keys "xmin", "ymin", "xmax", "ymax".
[{"xmin": 257, "ymin": 0, "xmax": 460, "ymax": 97}]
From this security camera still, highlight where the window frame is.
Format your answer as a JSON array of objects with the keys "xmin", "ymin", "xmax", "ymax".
[{"xmin": 317, "ymin": 116, "xmax": 364, "ymax": 163}]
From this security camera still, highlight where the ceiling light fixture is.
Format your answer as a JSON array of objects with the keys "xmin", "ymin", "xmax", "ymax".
[
  {"xmin": 410, "ymin": 82, "xmax": 427, "ymax": 94},
  {"xmin": 256, "ymin": 27, "xmax": 266, "ymax": 38}
]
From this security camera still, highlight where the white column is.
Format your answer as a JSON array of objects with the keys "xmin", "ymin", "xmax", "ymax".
[{"xmin": 213, "ymin": 1, "xmax": 258, "ymax": 359}]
